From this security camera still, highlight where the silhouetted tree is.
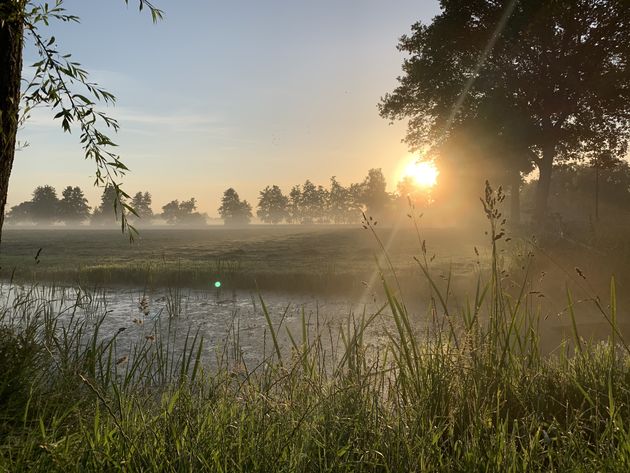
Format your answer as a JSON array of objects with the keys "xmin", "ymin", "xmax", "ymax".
[
  {"xmin": 380, "ymin": 0, "xmax": 630, "ymax": 223},
  {"xmin": 161, "ymin": 198, "xmax": 205, "ymax": 225},
  {"xmin": 257, "ymin": 185, "xmax": 289, "ymax": 224},
  {"xmin": 346, "ymin": 183, "xmax": 365, "ymax": 224},
  {"xmin": 91, "ymin": 185, "xmax": 120, "ymax": 225},
  {"xmin": 30, "ymin": 185, "xmax": 59, "ymax": 224},
  {"xmin": 218, "ymin": 188, "xmax": 253, "ymax": 225},
  {"xmin": 287, "ymin": 185, "xmax": 302, "ymax": 224},
  {"xmin": 328, "ymin": 177, "xmax": 351, "ymax": 224},
  {"xmin": 6, "ymin": 201, "xmax": 34, "ymax": 224},
  {"xmin": 361, "ymin": 169, "xmax": 391, "ymax": 218},
  {"xmin": 58, "ymin": 186, "xmax": 91, "ymax": 224},
  {"xmin": 299, "ymin": 180, "xmax": 323, "ymax": 224},
  {"xmin": 131, "ymin": 191, "xmax": 154, "ymax": 222}
]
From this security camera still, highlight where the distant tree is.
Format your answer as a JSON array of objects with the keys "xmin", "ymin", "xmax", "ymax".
[
  {"xmin": 91, "ymin": 185, "xmax": 120, "ymax": 225},
  {"xmin": 6, "ymin": 201, "xmax": 34, "ymax": 224},
  {"xmin": 161, "ymin": 200, "xmax": 180, "ymax": 224},
  {"xmin": 58, "ymin": 186, "xmax": 90, "ymax": 224},
  {"xmin": 361, "ymin": 169, "xmax": 390, "ymax": 218},
  {"xmin": 30, "ymin": 185, "xmax": 59, "ymax": 224},
  {"xmin": 328, "ymin": 177, "xmax": 351, "ymax": 224},
  {"xmin": 346, "ymin": 183, "xmax": 365, "ymax": 223},
  {"xmin": 315, "ymin": 185, "xmax": 330, "ymax": 223},
  {"xmin": 299, "ymin": 180, "xmax": 322, "ymax": 224},
  {"xmin": 131, "ymin": 191, "xmax": 154, "ymax": 222},
  {"xmin": 257, "ymin": 185, "xmax": 289, "ymax": 224},
  {"xmin": 380, "ymin": 0, "xmax": 630, "ymax": 223},
  {"xmin": 287, "ymin": 185, "xmax": 302, "ymax": 224},
  {"xmin": 161, "ymin": 198, "xmax": 206, "ymax": 225},
  {"xmin": 218, "ymin": 188, "xmax": 253, "ymax": 225}
]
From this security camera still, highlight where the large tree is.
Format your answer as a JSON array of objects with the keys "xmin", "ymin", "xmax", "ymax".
[
  {"xmin": 218, "ymin": 188, "xmax": 253, "ymax": 225},
  {"xmin": 361, "ymin": 168, "xmax": 391, "ymax": 218},
  {"xmin": 257, "ymin": 185, "xmax": 289, "ymax": 224},
  {"xmin": 58, "ymin": 185, "xmax": 90, "ymax": 224},
  {"xmin": 0, "ymin": 0, "xmax": 162, "ymax": 240},
  {"xmin": 161, "ymin": 198, "xmax": 205, "ymax": 225},
  {"xmin": 380, "ymin": 0, "xmax": 630, "ymax": 223},
  {"xmin": 91, "ymin": 184, "xmax": 120, "ymax": 225},
  {"xmin": 131, "ymin": 191, "xmax": 154, "ymax": 222},
  {"xmin": 30, "ymin": 185, "xmax": 59, "ymax": 224}
]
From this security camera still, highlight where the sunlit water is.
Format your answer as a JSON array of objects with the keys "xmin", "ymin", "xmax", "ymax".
[{"xmin": 0, "ymin": 282, "xmax": 398, "ymax": 366}]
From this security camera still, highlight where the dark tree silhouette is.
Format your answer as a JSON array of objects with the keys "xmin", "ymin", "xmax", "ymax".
[
  {"xmin": 328, "ymin": 177, "xmax": 352, "ymax": 224},
  {"xmin": 58, "ymin": 186, "xmax": 90, "ymax": 224},
  {"xmin": 218, "ymin": 188, "xmax": 253, "ymax": 225},
  {"xmin": 161, "ymin": 198, "xmax": 205, "ymax": 225},
  {"xmin": 6, "ymin": 201, "xmax": 34, "ymax": 224},
  {"xmin": 380, "ymin": 0, "xmax": 630, "ymax": 223},
  {"xmin": 131, "ymin": 191, "xmax": 154, "ymax": 221},
  {"xmin": 30, "ymin": 185, "xmax": 59, "ymax": 224},
  {"xmin": 257, "ymin": 185, "xmax": 289, "ymax": 224},
  {"xmin": 91, "ymin": 185, "xmax": 120, "ymax": 225},
  {"xmin": 287, "ymin": 185, "xmax": 302, "ymax": 224},
  {"xmin": 361, "ymin": 168, "xmax": 391, "ymax": 218},
  {"xmin": 299, "ymin": 180, "xmax": 324, "ymax": 224}
]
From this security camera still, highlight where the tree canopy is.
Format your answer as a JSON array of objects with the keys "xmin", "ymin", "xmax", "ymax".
[
  {"xmin": 218, "ymin": 188, "xmax": 253, "ymax": 225},
  {"xmin": 380, "ymin": 0, "xmax": 630, "ymax": 223}
]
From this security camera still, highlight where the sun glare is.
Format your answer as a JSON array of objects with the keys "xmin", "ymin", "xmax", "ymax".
[{"xmin": 402, "ymin": 159, "xmax": 439, "ymax": 189}]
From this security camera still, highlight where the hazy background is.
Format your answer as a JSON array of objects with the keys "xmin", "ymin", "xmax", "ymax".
[{"xmin": 12, "ymin": 0, "xmax": 441, "ymax": 216}]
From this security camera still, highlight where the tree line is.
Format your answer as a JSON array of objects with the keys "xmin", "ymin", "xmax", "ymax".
[
  {"xmin": 226, "ymin": 168, "xmax": 396, "ymax": 225},
  {"xmin": 7, "ymin": 168, "xmax": 435, "ymax": 226},
  {"xmin": 7, "ymin": 185, "xmax": 206, "ymax": 226}
]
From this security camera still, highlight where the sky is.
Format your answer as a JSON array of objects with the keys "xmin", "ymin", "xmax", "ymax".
[{"xmin": 12, "ymin": 0, "xmax": 441, "ymax": 217}]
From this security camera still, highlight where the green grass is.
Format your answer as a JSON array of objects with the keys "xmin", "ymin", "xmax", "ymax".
[
  {"xmin": 0, "ymin": 225, "xmax": 483, "ymax": 294},
  {"xmin": 2, "ymin": 192, "xmax": 630, "ymax": 471}
]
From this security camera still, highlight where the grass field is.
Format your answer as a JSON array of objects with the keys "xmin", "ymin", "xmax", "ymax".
[
  {"xmin": 2, "ymin": 214, "xmax": 630, "ymax": 470},
  {"xmin": 0, "ymin": 224, "xmax": 485, "ymax": 294}
]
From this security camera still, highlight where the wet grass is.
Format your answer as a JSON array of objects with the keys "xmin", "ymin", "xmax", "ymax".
[
  {"xmin": 1, "ymin": 191, "xmax": 630, "ymax": 471},
  {"xmin": 0, "ymin": 225, "xmax": 482, "ymax": 294}
]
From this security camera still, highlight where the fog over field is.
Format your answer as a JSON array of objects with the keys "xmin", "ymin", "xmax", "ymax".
[{"xmin": 2, "ymin": 1, "xmax": 630, "ymax": 470}]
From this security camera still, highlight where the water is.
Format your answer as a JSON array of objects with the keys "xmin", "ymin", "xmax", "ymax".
[{"xmin": 0, "ymin": 282, "xmax": 391, "ymax": 366}]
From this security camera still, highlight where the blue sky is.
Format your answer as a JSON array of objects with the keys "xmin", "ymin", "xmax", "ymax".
[{"xmin": 13, "ymin": 0, "xmax": 441, "ymax": 216}]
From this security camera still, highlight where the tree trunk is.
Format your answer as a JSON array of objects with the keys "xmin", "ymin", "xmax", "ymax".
[
  {"xmin": 509, "ymin": 168, "xmax": 521, "ymax": 225},
  {"xmin": 0, "ymin": 2, "xmax": 25, "ymax": 242},
  {"xmin": 534, "ymin": 143, "xmax": 555, "ymax": 225}
]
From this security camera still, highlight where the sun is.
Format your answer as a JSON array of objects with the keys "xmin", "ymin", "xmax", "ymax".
[{"xmin": 402, "ymin": 159, "xmax": 439, "ymax": 189}]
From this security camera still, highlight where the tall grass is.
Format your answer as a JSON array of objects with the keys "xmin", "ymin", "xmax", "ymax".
[{"xmin": 1, "ymin": 183, "xmax": 630, "ymax": 471}]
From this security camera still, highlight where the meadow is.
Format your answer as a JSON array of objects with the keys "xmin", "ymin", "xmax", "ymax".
[
  {"xmin": 2, "ymin": 202, "xmax": 630, "ymax": 470},
  {"xmin": 0, "ymin": 224, "xmax": 484, "ymax": 294},
  {"xmin": 2, "ymin": 192, "xmax": 630, "ymax": 470}
]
